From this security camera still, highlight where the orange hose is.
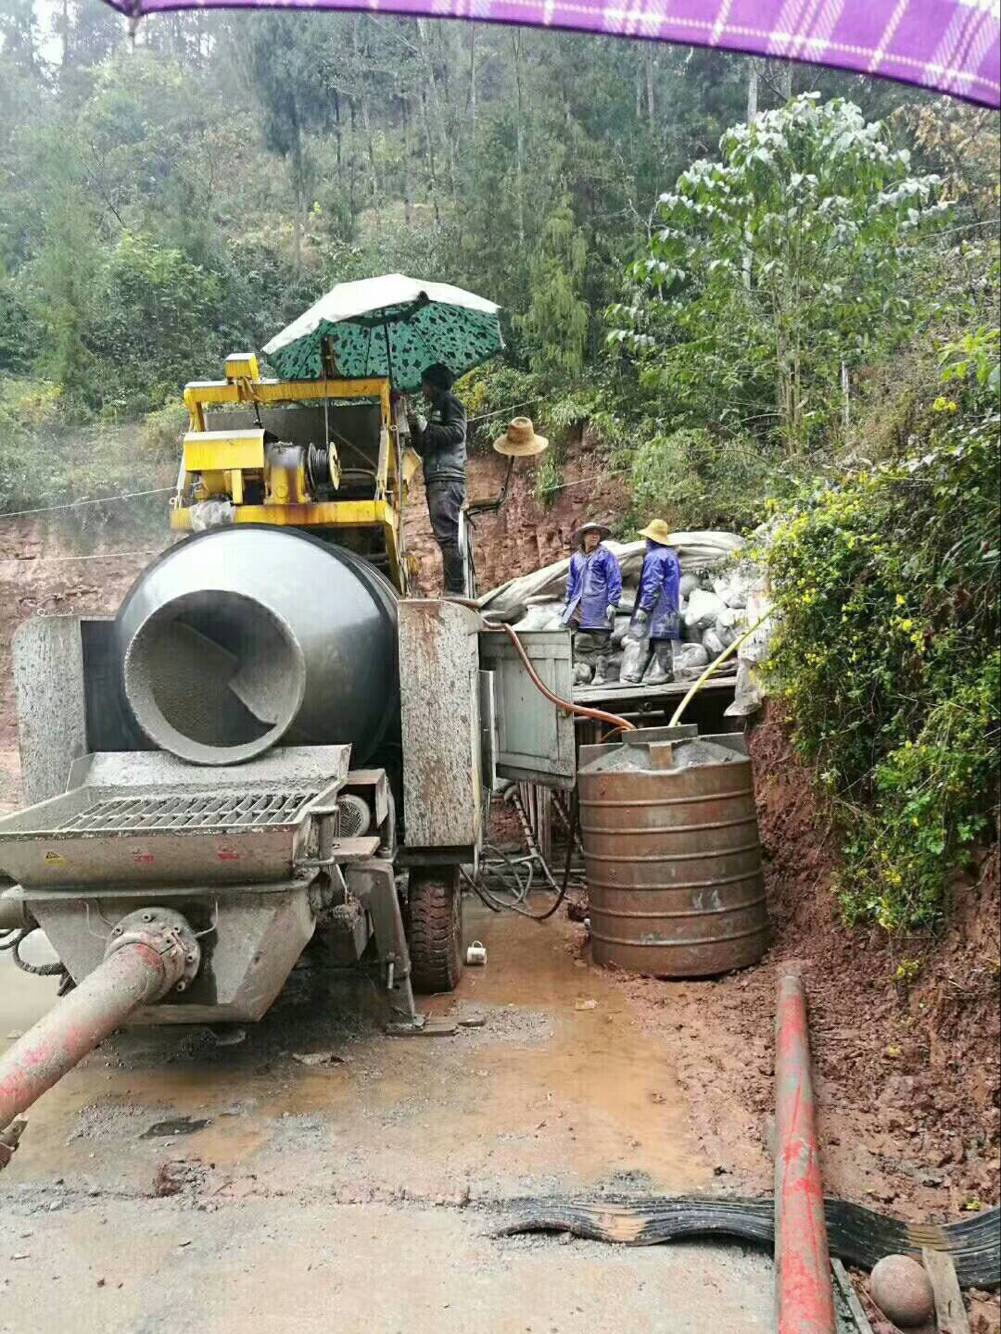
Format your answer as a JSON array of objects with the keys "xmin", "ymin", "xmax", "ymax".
[{"xmin": 483, "ymin": 621, "xmax": 636, "ymax": 732}]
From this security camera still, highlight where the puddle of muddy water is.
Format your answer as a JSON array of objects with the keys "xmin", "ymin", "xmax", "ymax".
[{"xmin": 0, "ymin": 900, "xmax": 711, "ymax": 1198}]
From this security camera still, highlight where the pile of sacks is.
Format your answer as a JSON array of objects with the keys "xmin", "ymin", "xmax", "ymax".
[{"xmin": 478, "ymin": 532, "xmax": 757, "ymax": 688}]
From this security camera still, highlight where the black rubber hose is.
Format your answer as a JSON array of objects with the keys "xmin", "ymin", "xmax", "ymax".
[
  {"xmin": 11, "ymin": 929, "xmax": 64, "ymax": 976},
  {"xmin": 532, "ymin": 790, "xmax": 579, "ymax": 922}
]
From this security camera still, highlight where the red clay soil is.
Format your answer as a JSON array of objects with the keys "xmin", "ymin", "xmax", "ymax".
[
  {"xmin": 405, "ymin": 436, "xmax": 629, "ymax": 597},
  {"xmin": 609, "ymin": 708, "xmax": 1000, "ymax": 1330},
  {"xmin": 0, "ymin": 520, "xmax": 153, "ymax": 756}
]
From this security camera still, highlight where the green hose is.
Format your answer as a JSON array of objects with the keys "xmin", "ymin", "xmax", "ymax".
[{"xmin": 668, "ymin": 609, "xmax": 773, "ymax": 729}]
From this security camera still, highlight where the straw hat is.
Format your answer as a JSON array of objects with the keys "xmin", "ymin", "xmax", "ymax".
[
  {"xmin": 573, "ymin": 519, "xmax": 612, "ymax": 545},
  {"xmin": 638, "ymin": 518, "xmax": 673, "ymax": 545},
  {"xmin": 493, "ymin": 417, "xmax": 549, "ymax": 458}
]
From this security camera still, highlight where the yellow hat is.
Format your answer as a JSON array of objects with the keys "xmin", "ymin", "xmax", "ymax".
[
  {"xmin": 493, "ymin": 417, "xmax": 549, "ymax": 458},
  {"xmin": 638, "ymin": 518, "xmax": 673, "ymax": 545}
]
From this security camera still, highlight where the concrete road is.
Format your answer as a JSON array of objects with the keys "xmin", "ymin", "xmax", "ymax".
[{"xmin": 0, "ymin": 903, "xmax": 776, "ymax": 1332}]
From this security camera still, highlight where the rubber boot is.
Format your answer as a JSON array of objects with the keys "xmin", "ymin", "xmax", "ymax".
[
  {"xmin": 591, "ymin": 653, "xmax": 610, "ymax": 687},
  {"xmin": 644, "ymin": 640, "xmax": 675, "ymax": 685},
  {"xmin": 441, "ymin": 546, "xmax": 466, "ymax": 597}
]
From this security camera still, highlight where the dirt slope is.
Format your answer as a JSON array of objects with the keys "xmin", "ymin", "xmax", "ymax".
[{"xmin": 612, "ymin": 709, "xmax": 1000, "ymax": 1329}]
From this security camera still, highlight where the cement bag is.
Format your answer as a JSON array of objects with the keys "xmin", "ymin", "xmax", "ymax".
[
  {"xmin": 574, "ymin": 662, "xmax": 593, "ymax": 686},
  {"xmin": 685, "ymin": 589, "xmax": 725, "ymax": 633},
  {"xmin": 702, "ymin": 627, "xmax": 727, "ymax": 658},
  {"xmin": 714, "ymin": 619, "xmax": 738, "ymax": 649},
  {"xmin": 514, "ymin": 605, "xmax": 562, "ymax": 632},
  {"xmin": 725, "ymin": 658, "xmax": 763, "ymax": 717},
  {"xmin": 611, "ymin": 615, "xmax": 632, "ymax": 648},
  {"xmin": 679, "ymin": 573, "xmax": 700, "ymax": 599},
  {"xmin": 620, "ymin": 636, "xmax": 649, "ymax": 683},
  {"xmin": 189, "ymin": 499, "xmax": 235, "ymax": 530},
  {"xmin": 673, "ymin": 642, "xmax": 709, "ymax": 681}
]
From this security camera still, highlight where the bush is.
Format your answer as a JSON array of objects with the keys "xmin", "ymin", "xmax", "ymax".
[
  {"xmin": 763, "ymin": 394, "xmax": 1000, "ymax": 928},
  {"xmin": 630, "ymin": 428, "xmax": 780, "ymax": 533}
]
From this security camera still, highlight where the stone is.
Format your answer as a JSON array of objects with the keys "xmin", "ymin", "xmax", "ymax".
[{"xmin": 869, "ymin": 1255, "xmax": 935, "ymax": 1328}]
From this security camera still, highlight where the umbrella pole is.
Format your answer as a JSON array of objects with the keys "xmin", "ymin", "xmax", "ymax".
[{"xmin": 382, "ymin": 319, "xmax": 394, "ymax": 388}]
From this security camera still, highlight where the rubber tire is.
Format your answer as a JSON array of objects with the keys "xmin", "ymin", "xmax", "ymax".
[{"xmin": 407, "ymin": 867, "xmax": 463, "ymax": 994}]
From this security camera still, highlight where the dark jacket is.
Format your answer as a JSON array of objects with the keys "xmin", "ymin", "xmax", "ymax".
[
  {"xmin": 561, "ymin": 545, "xmax": 623, "ymax": 632},
  {"xmin": 414, "ymin": 390, "xmax": 467, "ymax": 484},
  {"xmin": 635, "ymin": 541, "xmax": 681, "ymax": 639}
]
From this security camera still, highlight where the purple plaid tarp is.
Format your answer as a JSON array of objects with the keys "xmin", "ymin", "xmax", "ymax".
[{"xmin": 102, "ymin": 0, "xmax": 1000, "ymax": 108}]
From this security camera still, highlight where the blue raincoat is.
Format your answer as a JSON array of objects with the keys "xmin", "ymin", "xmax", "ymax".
[
  {"xmin": 635, "ymin": 542, "xmax": 681, "ymax": 640},
  {"xmin": 561, "ymin": 545, "xmax": 623, "ymax": 632}
]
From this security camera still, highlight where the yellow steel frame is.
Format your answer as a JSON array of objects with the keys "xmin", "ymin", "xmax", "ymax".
[{"xmin": 173, "ymin": 373, "xmax": 407, "ymax": 592}]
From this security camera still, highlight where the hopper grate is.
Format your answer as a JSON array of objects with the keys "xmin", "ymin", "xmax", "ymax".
[{"xmin": 58, "ymin": 790, "xmax": 319, "ymax": 834}]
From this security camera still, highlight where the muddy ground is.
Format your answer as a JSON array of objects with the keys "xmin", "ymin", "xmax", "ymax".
[{"xmin": 1, "ymin": 905, "xmax": 777, "ymax": 1333}]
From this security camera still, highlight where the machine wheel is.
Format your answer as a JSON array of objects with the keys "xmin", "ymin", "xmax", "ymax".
[{"xmin": 407, "ymin": 867, "xmax": 463, "ymax": 994}]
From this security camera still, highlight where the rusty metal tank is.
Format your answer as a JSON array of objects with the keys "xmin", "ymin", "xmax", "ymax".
[{"xmin": 578, "ymin": 725, "xmax": 768, "ymax": 978}]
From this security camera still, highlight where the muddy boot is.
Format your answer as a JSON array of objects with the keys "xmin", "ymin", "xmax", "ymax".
[
  {"xmin": 620, "ymin": 636, "xmax": 650, "ymax": 684},
  {"xmin": 644, "ymin": 640, "xmax": 675, "ymax": 685},
  {"xmin": 441, "ymin": 546, "xmax": 466, "ymax": 597},
  {"xmin": 591, "ymin": 653, "xmax": 610, "ymax": 687}
]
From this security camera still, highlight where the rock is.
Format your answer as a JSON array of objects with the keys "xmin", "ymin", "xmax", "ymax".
[{"xmin": 869, "ymin": 1255, "xmax": 935, "ymax": 1328}]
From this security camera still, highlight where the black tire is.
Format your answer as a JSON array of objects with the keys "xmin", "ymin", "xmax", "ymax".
[{"xmin": 407, "ymin": 867, "xmax": 463, "ymax": 994}]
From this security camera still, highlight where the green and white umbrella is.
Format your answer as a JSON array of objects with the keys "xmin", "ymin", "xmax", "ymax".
[{"xmin": 262, "ymin": 274, "xmax": 503, "ymax": 392}]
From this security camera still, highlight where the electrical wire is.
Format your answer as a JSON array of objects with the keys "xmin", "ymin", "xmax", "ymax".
[
  {"xmin": 0, "ymin": 487, "xmax": 173, "ymax": 520},
  {"xmin": 7, "ymin": 928, "xmax": 64, "ymax": 976},
  {"xmin": 0, "ymin": 548, "xmax": 161, "ymax": 567}
]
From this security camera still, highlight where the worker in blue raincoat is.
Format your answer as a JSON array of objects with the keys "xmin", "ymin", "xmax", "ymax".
[
  {"xmin": 560, "ymin": 520, "xmax": 622, "ymax": 686},
  {"xmin": 622, "ymin": 518, "xmax": 681, "ymax": 685}
]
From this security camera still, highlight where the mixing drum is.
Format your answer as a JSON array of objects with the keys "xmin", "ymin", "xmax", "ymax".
[{"xmin": 116, "ymin": 526, "xmax": 399, "ymax": 766}]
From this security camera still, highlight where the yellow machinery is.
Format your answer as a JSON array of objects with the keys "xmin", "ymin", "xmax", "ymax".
[{"xmin": 170, "ymin": 352, "xmax": 418, "ymax": 593}]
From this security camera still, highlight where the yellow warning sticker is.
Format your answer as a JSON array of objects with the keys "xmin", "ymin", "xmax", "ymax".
[{"xmin": 43, "ymin": 851, "xmax": 67, "ymax": 867}]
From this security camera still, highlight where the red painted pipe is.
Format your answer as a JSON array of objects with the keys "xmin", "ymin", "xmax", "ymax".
[
  {"xmin": 0, "ymin": 938, "xmax": 183, "ymax": 1135},
  {"xmin": 774, "ymin": 972, "xmax": 837, "ymax": 1334}
]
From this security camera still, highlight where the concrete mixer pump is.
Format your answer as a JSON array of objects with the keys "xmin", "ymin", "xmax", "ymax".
[{"xmin": 0, "ymin": 357, "xmax": 575, "ymax": 1166}]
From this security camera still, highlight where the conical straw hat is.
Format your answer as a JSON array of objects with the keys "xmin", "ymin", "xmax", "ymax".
[{"xmin": 493, "ymin": 417, "xmax": 549, "ymax": 458}]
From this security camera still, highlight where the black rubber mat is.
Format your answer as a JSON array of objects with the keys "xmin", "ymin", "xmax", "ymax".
[{"xmin": 495, "ymin": 1195, "xmax": 1000, "ymax": 1290}]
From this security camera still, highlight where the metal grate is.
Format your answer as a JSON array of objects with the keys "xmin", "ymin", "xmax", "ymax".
[{"xmin": 58, "ymin": 790, "xmax": 320, "ymax": 834}]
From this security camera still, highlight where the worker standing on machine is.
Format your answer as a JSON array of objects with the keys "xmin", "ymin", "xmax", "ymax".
[
  {"xmin": 561, "ymin": 521, "xmax": 622, "ymax": 687},
  {"xmin": 408, "ymin": 363, "xmax": 468, "ymax": 596},
  {"xmin": 622, "ymin": 518, "xmax": 681, "ymax": 685}
]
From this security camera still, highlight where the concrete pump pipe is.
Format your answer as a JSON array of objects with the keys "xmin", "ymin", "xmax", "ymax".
[{"xmin": 116, "ymin": 526, "xmax": 399, "ymax": 766}]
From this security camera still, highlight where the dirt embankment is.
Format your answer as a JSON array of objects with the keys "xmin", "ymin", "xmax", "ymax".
[
  {"xmin": 0, "ymin": 519, "xmax": 156, "ymax": 799},
  {"xmin": 615, "ymin": 709, "xmax": 1000, "ymax": 1328},
  {"xmin": 406, "ymin": 436, "xmax": 628, "ymax": 596}
]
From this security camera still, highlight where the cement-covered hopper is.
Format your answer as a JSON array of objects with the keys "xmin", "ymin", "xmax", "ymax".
[{"xmin": 115, "ymin": 526, "xmax": 399, "ymax": 766}]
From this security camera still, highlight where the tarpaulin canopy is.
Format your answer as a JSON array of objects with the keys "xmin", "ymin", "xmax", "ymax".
[{"xmin": 102, "ymin": 0, "xmax": 1000, "ymax": 109}]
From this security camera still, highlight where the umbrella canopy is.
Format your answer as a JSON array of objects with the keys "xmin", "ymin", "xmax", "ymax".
[
  {"xmin": 262, "ymin": 274, "xmax": 503, "ymax": 391},
  {"xmin": 101, "ymin": 0, "xmax": 999, "ymax": 109}
]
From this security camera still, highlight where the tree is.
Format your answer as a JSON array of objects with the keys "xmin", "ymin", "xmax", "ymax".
[
  {"xmin": 612, "ymin": 96, "xmax": 946, "ymax": 452},
  {"xmin": 518, "ymin": 199, "xmax": 590, "ymax": 378}
]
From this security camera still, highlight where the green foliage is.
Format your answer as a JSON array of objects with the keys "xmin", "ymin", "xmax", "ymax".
[
  {"xmin": 631, "ymin": 428, "xmax": 781, "ymax": 532},
  {"xmin": 533, "ymin": 448, "xmax": 564, "ymax": 508},
  {"xmin": 612, "ymin": 96, "xmax": 946, "ymax": 453},
  {"xmin": 518, "ymin": 200, "xmax": 591, "ymax": 378},
  {"xmin": 763, "ymin": 374, "xmax": 1000, "ymax": 928},
  {"xmin": 88, "ymin": 232, "xmax": 225, "ymax": 416}
]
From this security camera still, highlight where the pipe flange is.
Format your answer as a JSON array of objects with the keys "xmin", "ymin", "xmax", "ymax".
[{"xmin": 105, "ymin": 908, "xmax": 201, "ymax": 993}]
